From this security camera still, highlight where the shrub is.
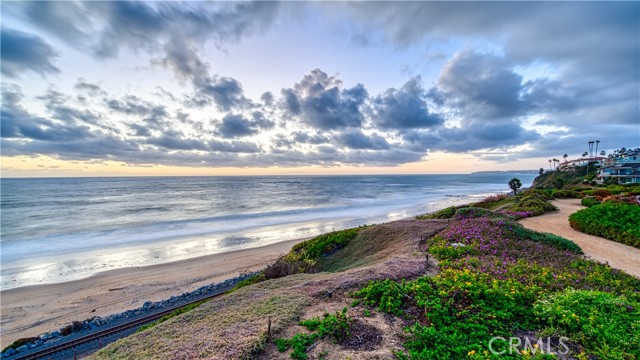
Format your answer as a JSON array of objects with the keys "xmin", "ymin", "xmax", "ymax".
[
  {"xmin": 592, "ymin": 189, "xmax": 612, "ymax": 197},
  {"xmin": 416, "ymin": 205, "xmax": 463, "ymax": 219},
  {"xmin": 2, "ymin": 337, "xmax": 40, "ymax": 354},
  {"xmin": 569, "ymin": 202, "xmax": 640, "ymax": 248},
  {"xmin": 581, "ymin": 197, "xmax": 601, "ymax": 207},
  {"xmin": 482, "ymin": 193, "xmax": 509, "ymax": 203},
  {"xmin": 552, "ymin": 189, "xmax": 580, "ymax": 198},
  {"xmin": 507, "ymin": 194, "xmax": 558, "ymax": 216},
  {"xmin": 291, "ymin": 228, "xmax": 360, "ymax": 261},
  {"xmin": 276, "ymin": 308, "xmax": 353, "ymax": 359},
  {"xmin": 510, "ymin": 225, "xmax": 583, "ymax": 254},
  {"xmin": 602, "ymin": 194, "xmax": 640, "ymax": 205},
  {"xmin": 534, "ymin": 289, "xmax": 640, "ymax": 360},
  {"xmin": 230, "ymin": 228, "xmax": 361, "ymax": 289},
  {"xmin": 526, "ymin": 189, "xmax": 554, "ymax": 200}
]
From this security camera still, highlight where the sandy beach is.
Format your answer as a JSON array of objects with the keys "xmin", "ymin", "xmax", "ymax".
[
  {"xmin": 0, "ymin": 238, "xmax": 304, "ymax": 348},
  {"xmin": 519, "ymin": 199, "xmax": 640, "ymax": 278}
]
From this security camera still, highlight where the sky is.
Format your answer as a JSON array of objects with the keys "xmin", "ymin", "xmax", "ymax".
[{"xmin": 1, "ymin": 1, "xmax": 639, "ymax": 177}]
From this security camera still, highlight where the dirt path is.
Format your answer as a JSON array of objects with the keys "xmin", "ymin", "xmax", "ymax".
[{"xmin": 519, "ymin": 199, "xmax": 640, "ymax": 278}]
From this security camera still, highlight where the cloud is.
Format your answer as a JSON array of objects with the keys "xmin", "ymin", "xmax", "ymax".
[
  {"xmin": 105, "ymin": 95, "xmax": 167, "ymax": 120},
  {"xmin": 342, "ymin": 2, "xmax": 639, "ymax": 134},
  {"xmin": 370, "ymin": 76, "xmax": 443, "ymax": 129},
  {"xmin": 7, "ymin": 1, "xmax": 279, "ymax": 111},
  {"xmin": 0, "ymin": 27, "xmax": 59, "ymax": 77},
  {"xmin": 437, "ymin": 51, "xmax": 523, "ymax": 120},
  {"xmin": 281, "ymin": 69, "xmax": 368, "ymax": 130},
  {"xmin": 160, "ymin": 39, "xmax": 250, "ymax": 111},
  {"xmin": 191, "ymin": 76, "xmax": 249, "ymax": 111},
  {"xmin": 9, "ymin": 1, "xmax": 280, "ymax": 58},
  {"xmin": 337, "ymin": 131, "xmax": 390, "ymax": 150},
  {"xmin": 147, "ymin": 131, "xmax": 208, "ymax": 151},
  {"xmin": 1, "ymin": 85, "xmax": 93, "ymax": 142},
  {"xmin": 216, "ymin": 112, "xmax": 274, "ymax": 138},
  {"xmin": 74, "ymin": 79, "xmax": 106, "ymax": 97}
]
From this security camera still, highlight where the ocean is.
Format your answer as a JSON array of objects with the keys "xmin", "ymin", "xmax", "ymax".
[{"xmin": 0, "ymin": 174, "xmax": 536, "ymax": 290}]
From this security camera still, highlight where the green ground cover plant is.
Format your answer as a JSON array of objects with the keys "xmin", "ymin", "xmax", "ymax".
[
  {"xmin": 580, "ymin": 197, "xmax": 601, "ymax": 207},
  {"xmin": 534, "ymin": 289, "xmax": 640, "ymax": 360},
  {"xmin": 356, "ymin": 210, "xmax": 640, "ymax": 359},
  {"xmin": 569, "ymin": 202, "xmax": 640, "ymax": 248},
  {"xmin": 276, "ymin": 308, "xmax": 353, "ymax": 360},
  {"xmin": 507, "ymin": 193, "xmax": 558, "ymax": 216},
  {"xmin": 232, "ymin": 228, "xmax": 361, "ymax": 290},
  {"xmin": 416, "ymin": 205, "xmax": 465, "ymax": 219}
]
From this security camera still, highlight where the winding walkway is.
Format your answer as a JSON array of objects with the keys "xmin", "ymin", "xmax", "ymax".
[{"xmin": 519, "ymin": 199, "xmax": 640, "ymax": 278}]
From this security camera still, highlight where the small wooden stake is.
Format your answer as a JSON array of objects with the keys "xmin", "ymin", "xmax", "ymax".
[{"xmin": 267, "ymin": 317, "xmax": 272, "ymax": 340}]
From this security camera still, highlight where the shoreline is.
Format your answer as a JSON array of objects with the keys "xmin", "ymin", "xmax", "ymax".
[
  {"xmin": 0, "ymin": 188, "xmax": 519, "ymax": 348},
  {"xmin": 0, "ymin": 237, "xmax": 305, "ymax": 348}
]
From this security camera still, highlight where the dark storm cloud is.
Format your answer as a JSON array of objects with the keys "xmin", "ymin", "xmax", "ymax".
[
  {"xmin": 370, "ymin": 76, "xmax": 443, "ymax": 129},
  {"xmin": 0, "ymin": 27, "xmax": 59, "ymax": 77},
  {"xmin": 281, "ymin": 69, "xmax": 368, "ymax": 130},
  {"xmin": 216, "ymin": 112, "xmax": 274, "ymax": 138}
]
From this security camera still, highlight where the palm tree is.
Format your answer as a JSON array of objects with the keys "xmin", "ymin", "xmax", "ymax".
[
  {"xmin": 563, "ymin": 154, "xmax": 568, "ymax": 162},
  {"xmin": 595, "ymin": 140, "xmax": 600, "ymax": 157},
  {"xmin": 582, "ymin": 152, "xmax": 588, "ymax": 158},
  {"xmin": 508, "ymin": 178, "xmax": 522, "ymax": 196},
  {"xmin": 539, "ymin": 168, "xmax": 544, "ymax": 176},
  {"xmin": 548, "ymin": 159, "xmax": 552, "ymax": 170},
  {"xmin": 600, "ymin": 150, "xmax": 605, "ymax": 157}
]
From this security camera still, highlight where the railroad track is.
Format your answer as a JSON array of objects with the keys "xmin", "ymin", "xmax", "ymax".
[{"xmin": 7, "ymin": 283, "xmax": 236, "ymax": 360}]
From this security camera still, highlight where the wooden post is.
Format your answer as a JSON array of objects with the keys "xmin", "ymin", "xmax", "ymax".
[{"xmin": 267, "ymin": 317, "xmax": 272, "ymax": 340}]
